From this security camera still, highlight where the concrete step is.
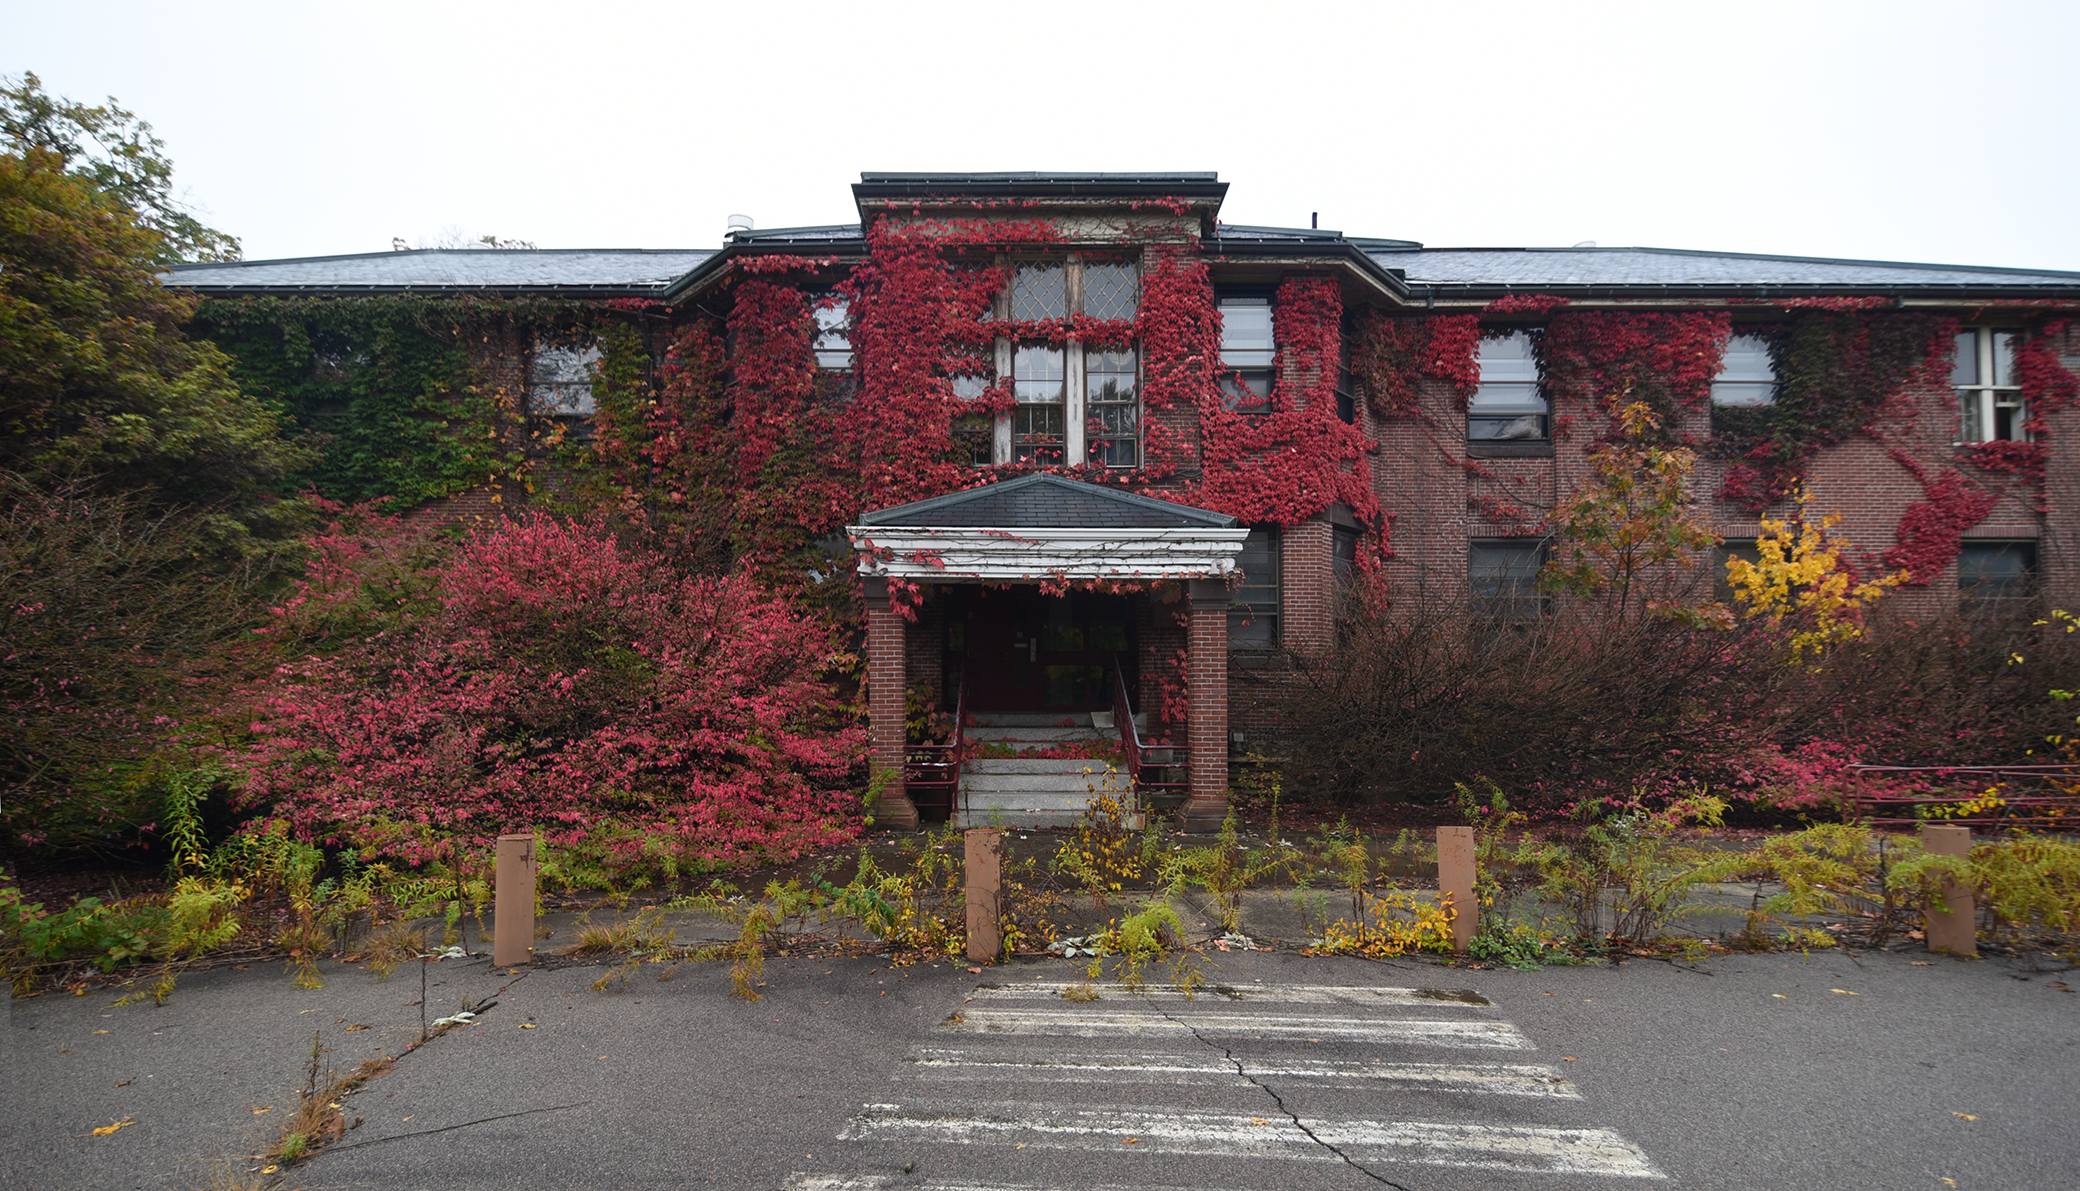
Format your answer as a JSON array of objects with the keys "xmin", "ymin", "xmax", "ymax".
[
  {"xmin": 967, "ymin": 757, "xmax": 1122, "ymax": 775},
  {"xmin": 956, "ymin": 778, "xmax": 1137, "ymax": 829},
  {"xmin": 966, "ymin": 726, "xmax": 1112, "ymax": 744},
  {"xmin": 964, "ymin": 772, "xmax": 1126, "ymax": 794}
]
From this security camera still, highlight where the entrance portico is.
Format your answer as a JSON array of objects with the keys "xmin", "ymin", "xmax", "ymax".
[{"xmin": 849, "ymin": 475, "xmax": 1247, "ymax": 832}]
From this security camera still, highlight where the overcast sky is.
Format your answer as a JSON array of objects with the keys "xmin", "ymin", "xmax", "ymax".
[{"xmin": 11, "ymin": 0, "xmax": 2079, "ymax": 272}]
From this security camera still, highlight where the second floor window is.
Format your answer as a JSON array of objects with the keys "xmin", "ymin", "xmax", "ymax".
[
  {"xmin": 1468, "ymin": 331, "xmax": 1547, "ymax": 441},
  {"xmin": 1086, "ymin": 348, "xmax": 1138, "ymax": 467},
  {"xmin": 1219, "ymin": 296, "xmax": 1275, "ymax": 413},
  {"xmin": 1955, "ymin": 327, "xmax": 2025, "ymax": 443},
  {"xmin": 531, "ymin": 342, "xmax": 600, "ymax": 431},
  {"xmin": 1012, "ymin": 342, "xmax": 1066, "ymax": 463},
  {"xmin": 1713, "ymin": 333, "xmax": 1778, "ymax": 407},
  {"xmin": 812, "ymin": 297, "xmax": 852, "ymax": 370}
]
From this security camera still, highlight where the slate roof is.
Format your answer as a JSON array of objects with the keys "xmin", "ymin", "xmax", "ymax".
[
  {"xmin": 856, "ymin": 474, "xmax": 1238, "ymax": 529},
  {"xmin": 162, "ymin": 248, "xmax": 715, "ymax": 294},
  {"xmin": 1368, "ymin": 246, "xmax": 2080, "ymax": 292}
]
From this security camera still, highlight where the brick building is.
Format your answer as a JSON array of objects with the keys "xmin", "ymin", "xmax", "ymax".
[{"xmin": 168, "ymin": 172, "xmax": 2080, "ymax": 829}]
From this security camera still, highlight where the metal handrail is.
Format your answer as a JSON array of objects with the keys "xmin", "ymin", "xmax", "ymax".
[
  {"xmin": 1113, "ymin": 655, "xmax": 1187, "ymax": 791},
  {"xmin": 903, "ymin": 667, "xmax": 967, "ymax": 822},
  {"xmin": 1846, "ymin": 763, "xmax": 2080, "ymax": 828}
]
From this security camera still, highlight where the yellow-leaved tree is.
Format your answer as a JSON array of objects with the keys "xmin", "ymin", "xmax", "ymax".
[{"xmin": 1724, "ymin": 485, "xmax": 1906, "ymax": 665}]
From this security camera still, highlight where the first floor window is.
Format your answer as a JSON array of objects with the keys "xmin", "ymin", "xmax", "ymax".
[
  {"xmin": 1959, "ymin": 540, "xmax": 2036, "ymax": 618},
  {"xmin": 1469, "ymin": 330, "xmax": 1547, "ymax": 441},
  {"xmin": 1230, "ymin": 527, "xmax": 1281, "ymax": 648},
  {"xmin": 1715, "ymin": 538, "xmax": 1762, "ymax": 604},
  {"xmin": 1086, "ymin": 348, "xmax": 1139, "ymax": 467},
  {"xmin": 1470, "ymin": 538, "xmax": 1547, "ymax": 620},
  {"xmin": 1955, "ymin": 327, "xmax": 2025, "ymax": 443},
  {"xmin": 1012, "ymin": 344, "xmax": 1065, "ymax": 462}
]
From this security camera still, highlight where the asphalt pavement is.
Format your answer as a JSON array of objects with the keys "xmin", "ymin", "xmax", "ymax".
[{"xmin": 6, "ymin": 944, "xmax": 2077, "ymax": 1191}]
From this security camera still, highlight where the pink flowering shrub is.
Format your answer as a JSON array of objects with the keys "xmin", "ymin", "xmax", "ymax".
[{"xmin": 232, "ymin": 511, "xmax": 865, "ymax": 871}]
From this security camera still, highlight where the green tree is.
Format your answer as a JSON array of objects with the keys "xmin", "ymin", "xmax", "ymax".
[
  {"xmin": 1541, "ymin": 401, "xmax": 1719, "ymax": 623},
  {"xmin": 0, "ymin": 144, "xmax": 306, "ymax": 531},
  {"xmin": 2, "ymin": 71, "xmax": 240, "ymax": 264}
]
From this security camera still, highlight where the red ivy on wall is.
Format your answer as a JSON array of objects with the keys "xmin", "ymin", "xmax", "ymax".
[
  {"xmin": 1349, "ymin": 312, "xmax": 1479, "ymax": 419},
  {"xmin": 1880, "ymin": 451, "xmax": 2002, "ymax": 585}
]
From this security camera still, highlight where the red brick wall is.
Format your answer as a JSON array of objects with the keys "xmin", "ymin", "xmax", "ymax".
[{"xmin": 1186, "ymin": 580, "xmax": 1229, "ymax": 800}]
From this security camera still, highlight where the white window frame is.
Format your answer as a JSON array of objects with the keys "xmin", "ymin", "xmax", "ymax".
[
  {"xmin": 1218, "ymin": 295, "xmax": 1276, "ymax": 414},
  {"xmin": 1954, "ymin": 327, "xmax": 2026, "ymax": 444},
  {"xmin": 812, "ymin": 296, "xmax": 852, "ymax": 370}
]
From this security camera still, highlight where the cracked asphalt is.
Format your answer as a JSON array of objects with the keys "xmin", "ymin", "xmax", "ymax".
[{"xmin": 6, "ymin": 944, "xmax": 2077, "ymax": 1190}]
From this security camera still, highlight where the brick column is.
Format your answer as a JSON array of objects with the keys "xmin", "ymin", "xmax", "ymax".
[
  {"xmin": 1177, "ymin": 578, "xmax": 1230, "ymax": 832},
  {"xmin": 861, "ymin": 577, "xmax": 918, "ymax": 830}
]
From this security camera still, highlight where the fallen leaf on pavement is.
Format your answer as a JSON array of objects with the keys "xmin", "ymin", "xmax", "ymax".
[
  {"xmin": 520, "ymin": 1023, "xmax": 537, "ymax": 1029},
  {"xmin": 967, "ymin": 966, "xmax": 983, "ymax": 974},
  {"xmin": 261, "ymin": 1165, "xmax": 278, "ymax": 1174},
  {"xmin": 1953, "ymin": 1112, "xmax": 1978, "ymax": 1120},
  {"xmin": 1830, "ymin": 989, "xmax": 1859, "ymax": 996},
  {"xmin": 91, "ymin": 1118, "xmax": 135, "ymax": 1137},
  {"xmin": 1561, "ymin": 1057, "xmax": 1578, "ymax": 1062},
  {"xmin": 114, "ymin": 1080, "xmax": 131, "ymax": 1088},
  {"xmin": 92, "ymin": 1030, "xmax": 109, "ymax": 1035},
  {"xmin": 251, "ymin": 1107, "xmax": 271, "ymax": 1115},
  {"xmin": 345, "ymin": 1024, "xmax": 370, "ymax": 1032},
  {"xmin": 1121, "ymin": 1138, "xmax": 1140, "ymax": 1145},
  {"xmin": 1772, "ymin": 994, "xmax": 1788, "ymax": 999},
  {"xmin": 1911, "ymin": 961, "xmax": 1935, "ymax": 966}
]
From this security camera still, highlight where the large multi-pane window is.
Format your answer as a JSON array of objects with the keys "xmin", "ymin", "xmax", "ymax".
[
  {"xmin": 1229, "ymin": 527, "xmax": 1281, "ymax": 648},
  {"xmin": 993, "ymin": 259, "xmax": 1140, "ymax": 465},
  {"xmin": 1219, "ymin": 296, "xmax": 1276, "ymax": 413},
  {"xmin": 1470, "ymin": 538, "xmax": 1548, "ymax": 620},
  {"xmin": 1954, "ymin": 327, "xmax": 2025, "ymax": 443},
  {"xmin": 1468, "ymin": 331, "xmax": 1547, "ymax": 441},
  {"xmin": 1712, "ymin": 333, "xmax": 1777, "ymax": 407}
]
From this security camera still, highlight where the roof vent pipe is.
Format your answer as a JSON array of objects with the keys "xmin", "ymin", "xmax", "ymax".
[{"xmin": 726, "ymin": 214, "xmax": 755, "ymax": 238}]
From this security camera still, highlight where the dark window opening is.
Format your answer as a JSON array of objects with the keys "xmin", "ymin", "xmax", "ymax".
[
  {"xmin": 1470, "ymin": 538, "xmax": 1548, "ymax": 621},
  {"xmin": 1230, "ymin": 526, "xmax": 1281, "ymax": 648}
]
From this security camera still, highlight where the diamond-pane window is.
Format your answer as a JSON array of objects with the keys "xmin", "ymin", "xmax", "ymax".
[
  {"xmin": 1082, "ymin": 264, "xmax": 1139, "ymax": 321},
  {"xmin": 1012, "ymin": 264, "xmax": 1068, "ymax": 322}
]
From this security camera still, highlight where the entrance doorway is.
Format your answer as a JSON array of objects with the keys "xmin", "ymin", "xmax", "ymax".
[{"xmin": 945, "ymin": 587, "xmax": 1136, "ymax": 714}]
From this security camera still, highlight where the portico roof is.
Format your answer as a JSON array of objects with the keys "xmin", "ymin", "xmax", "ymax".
[{"xmin": 849, "ymin": 475, "xmax": 1246, "ymax": 582}]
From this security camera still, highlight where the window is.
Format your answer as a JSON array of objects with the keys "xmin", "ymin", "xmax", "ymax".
[
  {"xmin": 991, "ymin": 259, "xmax": 1140, "ymax": 466},
  {"xmin": 1229, "ymin": 527, "xmax": 1281, "ymax": 648},
  {"xmin": 1086, "ymin": 348, "xmax": 1139, "ymax": 467},
  {"xmin": 1954, "ymin": 327, "xmax": 2025, "ymax": 443},
  {"xmin": 1333, "ymin": 525, "xmax": 1360, "ymax": 584},
  {"xmin": 1715, "ymin": 539, "xmax": 1762, "ymax": 604},
  {"xmin": 1959, "ymin": 540, "xmax": 2036, "ymax": 617},
  {"xmin": 1470, "ymin": 538, "xmax": 1547, "ymax": 620},
  {"xmin": 1219, "ymin": 296, "xmax": 1275, "ymax": 414},
  {"xmin": 812, "ymin": 297, "xmax": 852, "ymax": 370},
  {"xmin": 531, "ymin": 343, "xmax": 599, "ymax": 426},
  {"xmin": 1011, "ymin": 343, "xmax": 1066, "ymax": 463},
  {"xmin": 1468, "ymin": 331, "xmax": 1547, "ymax": 441},
  {"xmin": 1713, "ymin": 333, "xmax": 1777, "ymax": 407},
  {"xmin": 948, "ymin": 355, "xmax": 995, "ymax": 466}
]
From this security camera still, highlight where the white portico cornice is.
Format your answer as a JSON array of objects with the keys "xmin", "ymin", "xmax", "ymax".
[{"xmin": 848, "ymin": 525, "xmax": 1249, "ymax": 582}]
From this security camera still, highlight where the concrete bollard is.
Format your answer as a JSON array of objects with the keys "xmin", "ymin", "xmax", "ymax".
[
  {"xmin": 1437, "ymin": 826, "xmax": 1478, "ymax": 953},
  {"xmin": 493, "ymin": 833, "xmax": 537, "ymax": 968},
  {"xmin": 1920, "ymin": 823, "xmax": 1977, "ymax": 958},
  {"xmin": 965, "ymin": 828, "xmax": 1003, "ymax": 963}
]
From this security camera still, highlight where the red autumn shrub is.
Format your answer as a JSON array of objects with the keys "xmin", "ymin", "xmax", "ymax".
[{"xmin": 231, "ymin": 510, "xmax": 865, "ymax": 870}]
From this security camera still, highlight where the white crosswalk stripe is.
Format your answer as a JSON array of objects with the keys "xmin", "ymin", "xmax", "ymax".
[
  {"xmin": 839, "ymin": 1102, "xmax": 1663, "ymax": 1178},
  {"xmin": 966, "ymin": 981, "xmax": 1493, "ymax": 1007},
  {"xmin": 905, "ymin": 1047, "xmax": 1581, "ymax": 1097},
  {"xmin": 947, "ymin": 1007, "xmax": 1533, "ymax": 1046},
  {"xmin": 801, "ymin": 980, "xmax": 1664, "ymax": 1185}
]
